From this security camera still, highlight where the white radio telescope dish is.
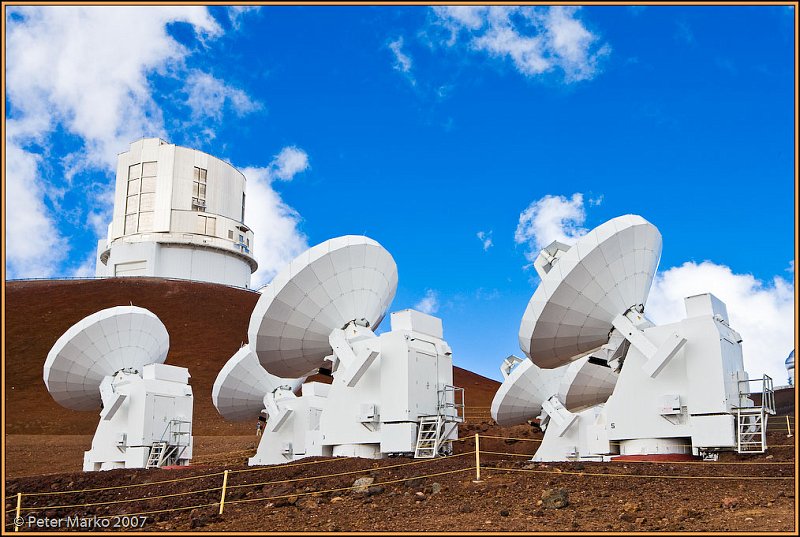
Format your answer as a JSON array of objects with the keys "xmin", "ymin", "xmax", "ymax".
[
  {"xmin": 491, "ymin": 358, "xmax": 565, "ymax": 427},
  {"xmin": 520, "ymin": 214, "xmax": 662, "ymax": 369},
  {"xmin": 212, "ymin": 345, "xmax": 304, "ymax": 421},
  {"xmin": 249, "ymin": 235, "xmax": 398, "ymax": 378},
  {"xmin": 557, "ymin": 358, "xmax": 618, "ymax": 412},
  {"xmin": 491, "ymin": 355, "xmax": 618, "ymax": 427},
  {"xmin": 43, "ymin": 306, "xmax": 169, "ymax": 411}
]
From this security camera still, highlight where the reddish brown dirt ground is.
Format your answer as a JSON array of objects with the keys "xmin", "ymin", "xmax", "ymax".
[
  {"xmin": 4, "ymin": 426, "xmax": 795, "ymax": 532},
  {"xmin": 4, "ymin": 278, "xmax": 797, "ymax": 532}
]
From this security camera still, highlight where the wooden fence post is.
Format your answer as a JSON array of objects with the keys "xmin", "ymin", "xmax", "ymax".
[
  {"xmin": 473, "ymin": 433, "xmax": 482, "ymax": 482},
  {"xmin": 15, "ymin": 493, "xmax": 22, "ymax": 532},
  {"xmin": 219, "ymin": 470, "xmax": 229, "ymax": 515}
]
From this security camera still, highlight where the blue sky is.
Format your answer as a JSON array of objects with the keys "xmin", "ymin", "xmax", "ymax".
[{"xmin": 5, "ymin": 5, "xmax": 796, "ymax": 382}]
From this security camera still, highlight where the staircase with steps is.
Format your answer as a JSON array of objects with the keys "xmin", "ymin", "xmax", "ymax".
[
  {"xmin": 146, "ymin": 418, "xmax": 192, "ymax": 468},
  {"xmin": 146, "ymin": 442, "xmax": 169, "ymax": 468},
  {"xmin": 413, "ymin": 385, "xmax": 465, "ymax": 459},
  {"xmin": 735, "ymin": 375, "xmax": 776, "ymax": 454},
  {"xmin": 414, "ymin": 416, "xmax": 442, "ymax": 458}
]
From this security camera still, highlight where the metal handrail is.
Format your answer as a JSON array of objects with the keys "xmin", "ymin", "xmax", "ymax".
[
  {"xmin": 736, "ymin": 375, "xmax": 776, "ymax": 415},
  {"xmin": 438, "ymin": 385, "xmax": 465, "ymax": 423}
]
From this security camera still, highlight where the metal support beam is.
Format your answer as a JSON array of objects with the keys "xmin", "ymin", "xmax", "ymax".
[{"xmin": 612, "ymin": 313, "xmax": 687, "ymax": 378}]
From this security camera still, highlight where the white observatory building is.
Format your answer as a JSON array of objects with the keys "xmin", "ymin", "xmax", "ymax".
[{"xmin": 95, "ymin": 138, "xmax": 257, "ymax": 288}]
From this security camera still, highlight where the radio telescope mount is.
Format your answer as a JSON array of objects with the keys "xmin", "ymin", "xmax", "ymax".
[{"xmin": 43, "ymin": 305, "xmax": 194, "ymax": 471}]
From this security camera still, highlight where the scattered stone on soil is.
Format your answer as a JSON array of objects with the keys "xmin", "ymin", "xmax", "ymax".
[
  {"xmin": 351, "ymin": 476, "xmax": 374, "ymax": 494},
  {"xmin": 677, "ymin": 507, "xmax": 702, "ymax": 520},
  {"xmin": 622, "ymin": 501, "xmax": 640, "ymax": 513},
  {"xmin": 721, "ymin": 497, "xmax": 739, "ymax": 509},
  {"xmin": 541, "ymin": 488, "xmax": 570, "ymax": 509}
]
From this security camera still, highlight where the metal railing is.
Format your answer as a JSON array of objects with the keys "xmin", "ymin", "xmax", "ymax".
[
  {"xmin": 438, "ymin": 385, "xmax": 465, "ymax": 423},
  {"xmin": 737, "ymin": 374, "xmax": 776, "ymax": 415}
]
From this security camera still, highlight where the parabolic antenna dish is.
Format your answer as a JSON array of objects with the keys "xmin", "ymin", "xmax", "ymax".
[
  {"xmin": 43, "ymin": 306, "xmax": 169, "ymax": 411},
  {"xmin": 520, "ymin": 214, "xmax": 662, "ymax": 369},
  {"xmin": 490, "ymin": 359, "xmax": 566, "ymax": 427},
  {"xmin": 212, "ymin": 345, "xmax": 304, "ymax": 421},
  {"xmin": 249, "ymin": 235, "xmax": 398, "ymax": 378},
  {"xmin": 557, "ymin": 357, "xmax": 618, "ymax": 412}
]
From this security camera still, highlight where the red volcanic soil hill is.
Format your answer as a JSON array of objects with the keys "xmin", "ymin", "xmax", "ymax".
[{"xmin": 4, "ymin": 278, "xmax": 500, "ymax": 436}]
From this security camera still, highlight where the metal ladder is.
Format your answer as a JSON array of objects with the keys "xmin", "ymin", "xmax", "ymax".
[
  {"xmin": 414, "ymin": 416, "xmax": 442, "ymax": 458},
  {"xmin": 737, "ymin": 408, "xmax": 766, "ymax": 453},
  {"xmin": 146, "ymin": 442, "xmax": 168, "ymax": 468},
  {"xmin": 735, "ymin": 375, "xmax": 776, "ymax": 454}
]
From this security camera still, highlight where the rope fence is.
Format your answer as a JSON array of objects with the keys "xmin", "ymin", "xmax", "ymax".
[{"xmin": 6, "ymin": 432, "xmax": 795, "ymax": 531}]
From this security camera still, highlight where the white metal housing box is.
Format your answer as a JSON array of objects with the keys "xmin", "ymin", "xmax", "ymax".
[
  {"xmin": 301, "ymin": 382, "xmax": 331, "ymax": 398},
  {"xmin": 684, "ymin": 293, "xmax": 729, "ymax": 323},
  {"xmin": 143, "ymin": 363, "xmax": 190, "ymax": 384},
  {"xmin": 660, "ymin": 394, "xmax": 681, "ymax": 415},
  {"xmin": 690, "ymin": 414, "xmax": 736, "ymax": 448},
  {"xmin": 390, "ymin": 310, "xmax": 443, "ymax": 339}
]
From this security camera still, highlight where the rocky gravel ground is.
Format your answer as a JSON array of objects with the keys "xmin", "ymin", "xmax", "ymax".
[{"xmin": 5, "ymin": 426, "xmax": 794, "ymax": 533}]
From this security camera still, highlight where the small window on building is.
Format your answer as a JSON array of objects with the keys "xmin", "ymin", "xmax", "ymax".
[
  {"xmin": 127, "ymin": 179, "xmax": 140, "ymax": 196},
  {"xmin": 139, "ymin": 192, "xmax": 155, "ymax": 212},
  {"xmin": 128, "ymin": 163, "xmax": 141, "ymax": 180},
  {"xmin": 239, "ymin": 234, "xmax": 244, "ymax": 243},
  {"xmin": 124, "ymin": 215, "xmax": 137, "ymax": 234},
  {"xmin": 192, "ymin": 166, "xmax": 208, "ymax": 212},
  {"xmin": 126, "ymin": 195, "xmax": 139, "ymax": 214},
  {"xmin": 138, "ymin": 211, "xmax": 154, "ymax": 232},
  {"xmin": 141, "ymin": 176, "xmax": 156, "ymax": 193},
  {"xmin": 228, "ymin": 230, "xmax": 234, "ymax": 240},
  {"xmin": 241, "ymin": 192, "xmax": 246, "ymax": 222},
  {"xmin": 142, "ymin": 161, "xmax": 157, "ymax": 177},
  {"xmin": 196, "ymin": 214, "xmax": 216, "ymax": 236},
  {"xmin": 246, "ymin": 238, "xmax": 250, "ymax": 247}
]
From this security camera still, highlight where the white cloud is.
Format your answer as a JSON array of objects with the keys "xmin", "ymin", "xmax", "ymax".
[
  {"xmin": 5, "ymin": 6, "xmax": 257, "ymax": 278},
  {"xmin": 477, "ymin": 230, "xmax": 493, "ymax": 251},
  {"xmin": 514, "ymin": 192, "xmax": 587, "ymax": 263},
  {"xmin": 7, "ymin": 6, "xmax": 222, "ymax": 169},
  {"xmin": 5, "ymin": 122, "xmax": 69, "ymax": 278},
  {"xmin": 269, "ymin": 146, "xmax": 310, "ymax": 182},
  {"xmin": 389, "ymin": 37, "xmax": 413, "ymax": 74},
  {"xmin": 432, "ymin": 6, "xmax": 610, "ymax": 83},
  {"xmin": 241, "ymin": 147, "xmax": 311, "ymax": 288},
  {"xmin": 414, "ymin": 289, "xmax": 440, "ymax": 315},
  {"xmin": 647, "ymin": 261, "xmax": 795, "ymax": 384},
  {"xmin": 227, "ymin": 6, "xmax": 260, "ymax": 29},
  {"xmin": 588, "ymin": 194, "xmax": 604, "ymax": 206},
  {"xmin": 70, "ymin": 251, "xmax": 99, "ymax": 278},
  {"xmin": 434, "ymin": 5, "xmax": 488, "ymax": 34},
  {"xmin": 184, "ymin": 71, "xmax": 261, "ymax": 122}
]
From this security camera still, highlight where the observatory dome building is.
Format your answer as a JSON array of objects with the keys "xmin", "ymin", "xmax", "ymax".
[
  {"xmin": 786, "ymin": 350, "xmax": 795, "ymax": 387},
  {"xmin": 95, "ymin": 138, "xmax": 257, "ymax": 288}
]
